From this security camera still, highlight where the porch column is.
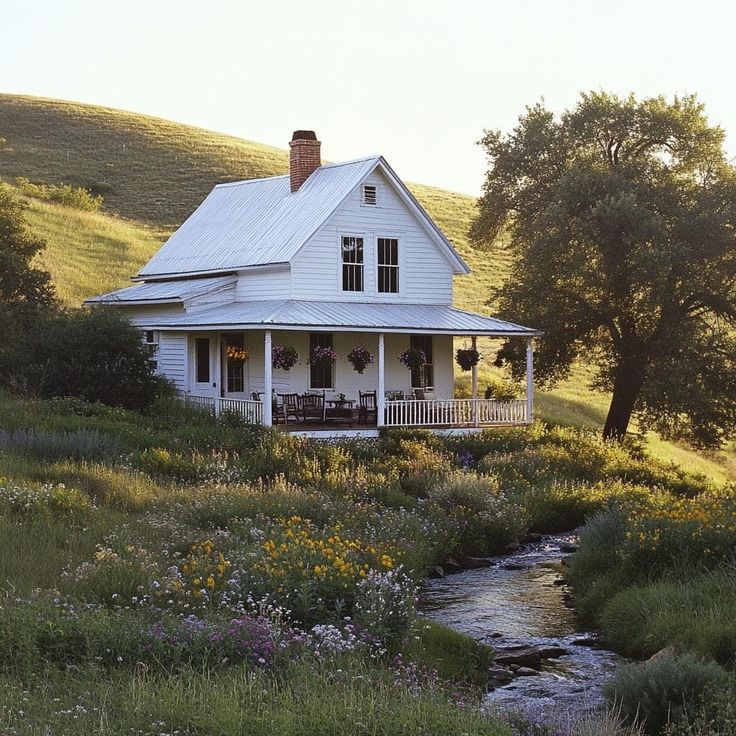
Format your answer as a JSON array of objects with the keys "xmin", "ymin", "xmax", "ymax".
[
  {"xmin": 213, "ymin": 333, "xmax": 222, "ymax": 417},
  {"xmin": 263, "ymin": 330, "xmax": 273, "ymax": 427},
  {"xmin": 471, "ymin": 336, "xmax": 479, "ymax": 427},
  {"xmin": 525, "ymin": 337, "xmax": 534, "ymax": 424},
  {"xmin": 377, "ymin": 333, "xmax": 385, "ymax": 427}
]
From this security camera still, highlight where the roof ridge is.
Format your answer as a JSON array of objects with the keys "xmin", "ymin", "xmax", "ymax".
[
  {"xmin": 214, "ymin": 173, "xmax": 288, "ymax": 189},
  {"xmin": 211, "ymin": 156, "xmax": 381, "ymax": 190}
]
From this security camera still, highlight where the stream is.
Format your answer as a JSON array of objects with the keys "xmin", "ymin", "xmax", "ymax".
[{"xmin": 421, "ymin": 533, "xmax": 628, "ymax": 719}]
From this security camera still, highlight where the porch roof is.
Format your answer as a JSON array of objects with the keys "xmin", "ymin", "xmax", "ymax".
[
  {"xmin": 84, "ymin": 275, "xmax": 236, "ymax": 305},
  {"xmin": 144, "ymin": 299, "xmax": 541, "ymax": 337}
]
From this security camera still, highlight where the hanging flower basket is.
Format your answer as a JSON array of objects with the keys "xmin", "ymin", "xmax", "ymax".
[
  {"xmin": 399, "ymin": 348, "xmax": 426, "ymax": 371},
  {"xmin": 347, "ymin": 345, "xmax": 374, "ymax": 374},
  {"xmin": 310, "ymin": 344, "xmax": 338, "ymax": 367},
  {"xmin": 456, "ymin": 347, "xmax": 480, "ymax": 372},
  {"xmin": 272, "ymin": 344, "xmax": 299, "ymax": 371},
  {"xmin": 225, "ymin": 345, "xmax": 249, "ymax": 363}
]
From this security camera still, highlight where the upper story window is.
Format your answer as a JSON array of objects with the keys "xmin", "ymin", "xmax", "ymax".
[
  {"xmin": 377, "ymin": 237, "xmax": 399, "ymax": 293},
  {"xmin": 341, "ymin": 235, "xmax": 364, "ymax": 292},
  {"xmin": 362, "ymin": 184, "xmax": 377, "ymax": 205}
]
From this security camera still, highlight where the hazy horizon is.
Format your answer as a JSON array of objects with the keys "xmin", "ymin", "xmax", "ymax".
[{"xmin": 2, "ymin": 0, "xmax": 735, "ymax": 195}]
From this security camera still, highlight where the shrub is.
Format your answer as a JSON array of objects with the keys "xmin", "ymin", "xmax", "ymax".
[
  {"xmin": 483, "ymin": 378, "xmax": 517, "ymax": 400},
  {"xmin": 567, "ymin": 508, "xmax": 630, "ymax": 621},
  {"xmin": 0, "ymin": 427, "xmax": 120, "ymax": 461},
  {"xmin": 428, "ymin": 470, "xmax": 527, "ymax": 553},
  {"xmin": 247, "ymin": 515, "xmax": 403, "ymax": 626},
  {"xmin": 353, "ymin": 568, "xmax": 416, "ymax": 646},
  {"xmin": 0, "ymin": 482, "xmax": 94, "ymax": 520},
  {"xmin": 598, "ymin": 569, "xmax": 736, "ymax": 664},
  {"xmin": 12, "ymin": 309, "xmax": 170, "ymax": 411},
  {"xmin": 518, "ymin": 480, "xmax": 650, "ymax": 534},
  {"xmin": 605, "ymin": 653, "xmax": 726, "ymax": 735},
  {"xmin": 16, "ymin": 177, "xmax": 103, "ymax": 211},
  {"xmin": 404, "ymin": 619, "xmax": 494, "ymax": 685},
  {"xmin": 665, "ymin": 678, "xmax": 736, "ymax": 735}
]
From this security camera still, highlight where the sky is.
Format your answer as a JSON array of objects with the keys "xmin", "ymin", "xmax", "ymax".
[{"xmin": 2, "ymin": 0, "xmax": 735, "ymax": 195}]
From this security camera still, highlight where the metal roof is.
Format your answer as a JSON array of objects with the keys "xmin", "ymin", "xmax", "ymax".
[
  {"xmin": 144, "ymin": 300, "xmax": 540, "ymax": 337},
  {"xmin": 136, "ymin": 156, "xmax": 469, "ymax": 279},
  {"xmin": 84, "ymin": 275, "xmax": 236, "ymax": 304}
]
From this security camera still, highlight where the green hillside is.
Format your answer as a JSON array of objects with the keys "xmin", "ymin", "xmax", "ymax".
[{"xmin": 1, "ymin": 94, "xmax": 733, "ymax": 482}]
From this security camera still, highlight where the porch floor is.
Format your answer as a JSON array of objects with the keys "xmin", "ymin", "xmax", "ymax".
[{"xmin": 281, "ymin": 422, "xmax": 528, "ymax": 438}]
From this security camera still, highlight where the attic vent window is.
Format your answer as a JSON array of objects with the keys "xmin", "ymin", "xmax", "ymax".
[{"xmin": 362, "ymin": 184, "xmax": 377, "ymax": 206}]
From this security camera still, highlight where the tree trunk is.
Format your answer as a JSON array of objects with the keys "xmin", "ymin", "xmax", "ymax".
[{"xmin": 603, "ymin": 356, "xmax": 647, "ymax": 441}]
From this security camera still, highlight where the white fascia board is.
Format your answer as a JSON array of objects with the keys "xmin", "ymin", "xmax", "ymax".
[
  {"xmin": 376, "ymin": 158, "xmax": 471, "ymax": 275},
  {"xmin": 145, "ymin": 322, "xmax": 540, "ymax": 337}
]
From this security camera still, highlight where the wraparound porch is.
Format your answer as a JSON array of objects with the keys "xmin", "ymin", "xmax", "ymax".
[
  {"xmin": 178, "ymin": 328, "xmax": 535, "ymax": 434},
  {"xmin": 145, "ymin": 299, "xmax": 540, "ymax": 435}
]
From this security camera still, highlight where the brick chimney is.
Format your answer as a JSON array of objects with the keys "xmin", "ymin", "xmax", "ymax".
[{"xmin": 289, "ymin": 130, "xmax": 321, "ymax": 192}]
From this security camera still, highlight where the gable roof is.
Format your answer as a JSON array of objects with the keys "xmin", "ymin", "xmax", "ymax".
[
  {"xmin": 136, "ymin": 156, "xmax": 470, "ymax": 280},
  {"xmin": 140, "ymin": 299, "xmax": 540, "ymax": 337},
  {"xmin": 84, "ymin": 275, "xmax": 236, "ymax": 305}
]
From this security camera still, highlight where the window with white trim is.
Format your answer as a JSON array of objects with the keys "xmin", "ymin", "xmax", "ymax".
[
  {"xmin": 410, "ymin": 334, "xmax": 434, "ymax": 389},
  {"xmin": 224, "ymin": 333, "xmax": 245, "ymax": 393},
  {"xmin": 377, "ymin": 237, "xmax": 399, "ymax": 293},
  {"xmin": 144, "ymin": 330, "xmax": 159, "ymax": 371},
  {"xmin": 195, "ymin": 337, "xmax": 210, "ymax": 384},
  {"xmin": 341, "ymin": 235, "xmax": 364, "ymax": 292},
  {"xmin": 310, "ymin": 333, "xmax": 334, "ymax": 389},
  {"xmin": 362, "ymin": 184, "xmax": 377, "ymax": 205}
]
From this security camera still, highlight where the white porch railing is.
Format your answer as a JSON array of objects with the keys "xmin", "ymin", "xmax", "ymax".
[
  {"xmin": 219, "ymin": 397, "xmax": 264, "ymax": 424},
  {"xmin": 182, "ymin": 395, "xmax": 527, "ymax": 429},
  {"xmin": 182, "ymin": 395, "xmax": 263, "ymax": 424},
  {"xmin": 384, "ymin": 398, "xmax": 528, "ymax": 427}
]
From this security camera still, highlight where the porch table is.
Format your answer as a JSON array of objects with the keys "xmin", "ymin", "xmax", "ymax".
[{"xmin": 325, "ymin": 399, "xmax": 355, "ymax": 426}]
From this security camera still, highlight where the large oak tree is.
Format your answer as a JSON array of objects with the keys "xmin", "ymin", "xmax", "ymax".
[{"xmin": 471, "ymin": 92, "xmax": 736, "ymax": 447}]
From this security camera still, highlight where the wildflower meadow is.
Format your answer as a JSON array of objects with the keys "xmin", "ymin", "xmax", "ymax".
[{"xmin": 0, "ymin": 391, "xmax": 734, "ymax": 735}]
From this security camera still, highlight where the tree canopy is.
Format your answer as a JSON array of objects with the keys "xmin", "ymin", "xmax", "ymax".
[
  {"xmin": 471, "ymin": 92, "xmax": 736, "ymax": 447},
  {"xmin": 0, "ymin": 183, "xmax": 56, "ymax": 376}
]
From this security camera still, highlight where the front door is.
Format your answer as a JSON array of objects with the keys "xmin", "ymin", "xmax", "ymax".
[{"xmin": 190, "ymin": 333, "xmax": 217, "ymax": 398}]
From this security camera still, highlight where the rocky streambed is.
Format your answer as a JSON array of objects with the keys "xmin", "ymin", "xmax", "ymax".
[{"xmin": 421, "ymin": 534, "xmax": 628, "ymax": 719}]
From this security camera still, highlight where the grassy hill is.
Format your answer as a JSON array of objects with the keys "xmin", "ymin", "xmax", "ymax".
[{"xmin": 1, "ymin": 94, "xmax": 733, "ymax": 482}]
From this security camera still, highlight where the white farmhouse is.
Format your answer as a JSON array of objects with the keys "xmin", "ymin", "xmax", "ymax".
[{"xmin": 88, "ymin": 131, "xmax": 539, "ymax": 435}]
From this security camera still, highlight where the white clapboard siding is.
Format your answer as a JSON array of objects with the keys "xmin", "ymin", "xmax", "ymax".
[
  {"xmin": 158, "ymin": 332, "xmax": 188, "ymax": 391},
  {"xmin": 185, "ymin": 283, "xmax": 237, "ymax": 312},
  {"xmin": 235, "ymin": 266, "xmax": 292, "ymax": 300},
  {"xmin": 118, "ymin": 304, "xmax": 185, "ymax": 326},
  {"xmin": 291, "ymin": 169, "xmax": 453, "ymax": 304}
]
